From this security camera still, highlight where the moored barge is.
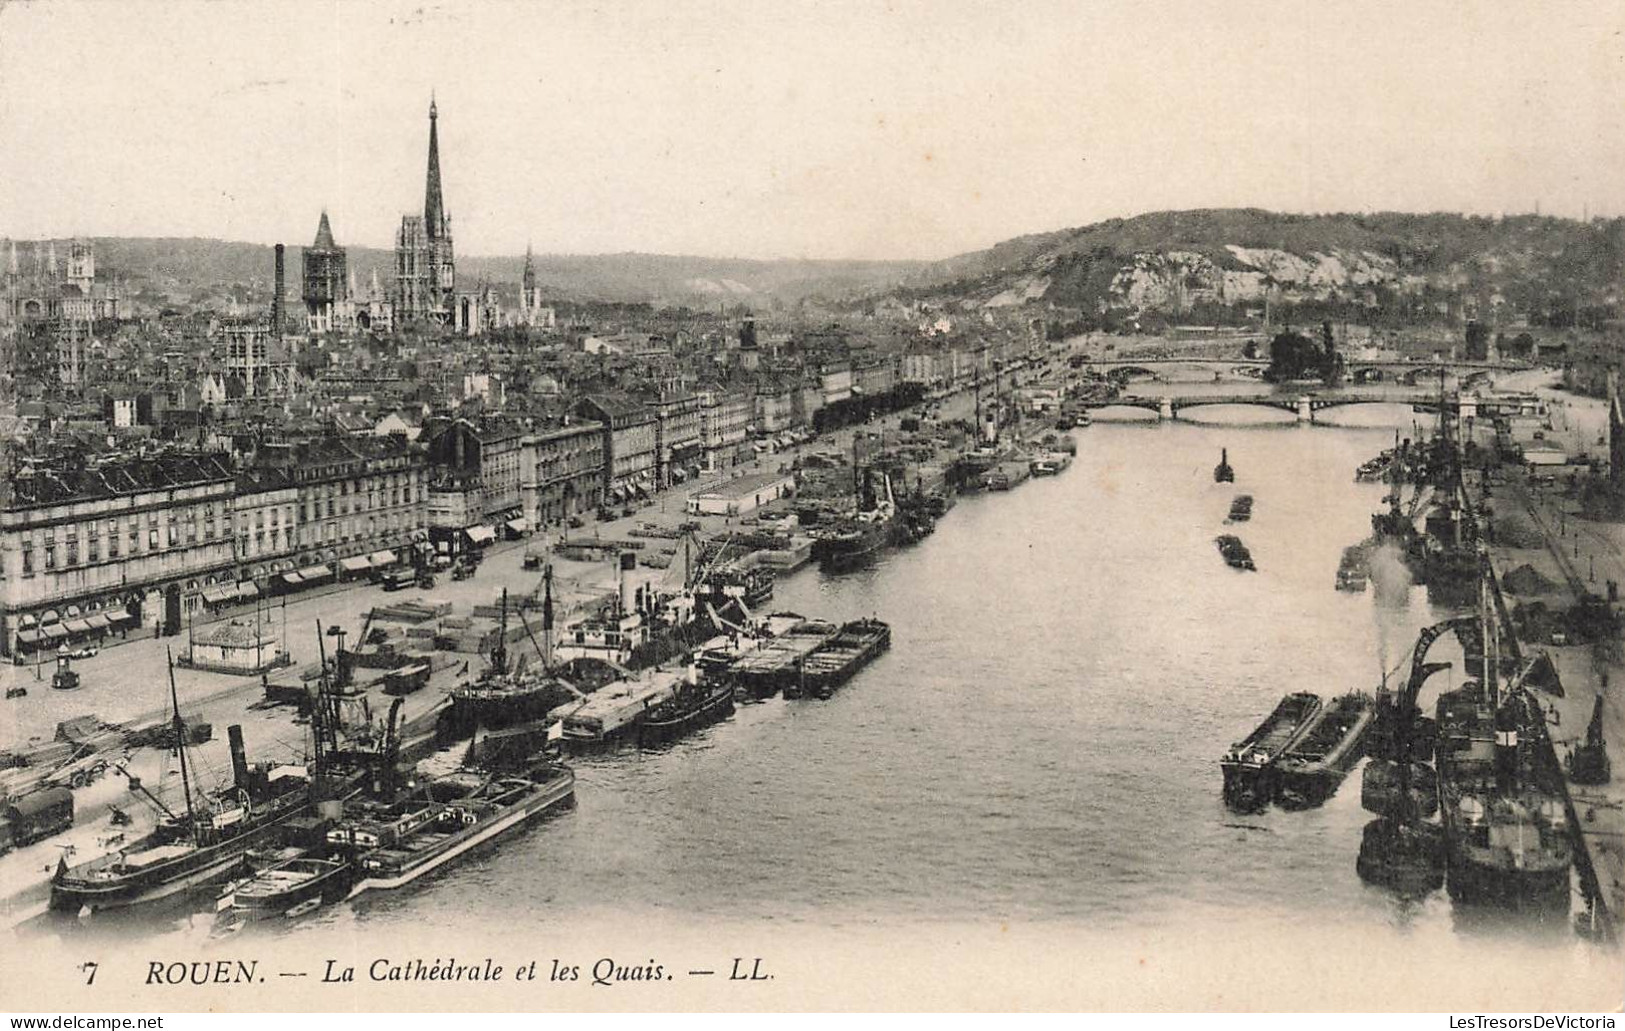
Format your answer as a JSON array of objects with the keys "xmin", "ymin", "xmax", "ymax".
[
  {"xmin": 1274, "ymin": 692, "xmax": 1374, "ymax": 809},
  {"xmin": 1221, "ymin": 692, "xmax": 1322, "ymax": 810},
  {"xmin": 783, "ymin": 618, "xmax": 891, "ymax": 700}
]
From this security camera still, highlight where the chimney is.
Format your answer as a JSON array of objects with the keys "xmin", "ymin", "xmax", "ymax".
[
  {"xmin": 227, "ymin": 724, "xmax": 251, "ymax": 792},
  {"xmin": 272, "ymin": 243, "xmax": 285, "ymax": 334},
  {"xmin": 620, "ymin": 551, "xmax": 637, "ymax": 614}
]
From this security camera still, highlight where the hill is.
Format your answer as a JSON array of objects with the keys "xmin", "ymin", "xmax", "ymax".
[
  {"xmin": 882, "ymin": 209, "xmax": 1625, "ymax": 326},
  {"xmin": 42, "ymin": 238, "xmax": 927, "ymax": 312}
]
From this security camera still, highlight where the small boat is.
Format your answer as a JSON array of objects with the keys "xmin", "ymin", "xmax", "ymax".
[
  {"xmin": 218, "ymin": 851, "xmax": 352, "ymax": 922},
  {"xmin": 1214, "ymin": 535, "xmax": 1255, "ymax": 571},
  {"xmin": 1221, "ymin": 692, "xmax": 1323, "ymax": 810},
  {"xmin": 1274, "ymin": 693, "xmax": 1375, "ymax": 809},
  {"xmin": 1214, "ymin": 448, "xmax": 1235, "ymax": 483},
  {"xmin": 1226, "ymin": 495, "xmax": 1254, "ymax": 523},
  {"xmin": 784, "ymin": 618, "xmax": 891, "ymax": 700}
]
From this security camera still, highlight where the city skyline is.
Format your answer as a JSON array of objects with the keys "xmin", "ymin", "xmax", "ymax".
[{"xmin": 2, "ymin": 1, "xmax": 1624, "ymax": 262}]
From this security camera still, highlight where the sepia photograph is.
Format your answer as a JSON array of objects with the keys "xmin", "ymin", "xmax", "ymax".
[{"xmin": 0, "ymin": 0, "xmax": 1623, "ymax": 1014}]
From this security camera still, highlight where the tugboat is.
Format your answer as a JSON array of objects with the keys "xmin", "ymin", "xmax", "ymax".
[
  {"xmin": 1214, "ymin": 535, "xmax": 1255, "ymax": 571},
  {"xmin": 639, "ymin": 663, "xmax": 736, "ymax": 747},
  {"xmin": 50, "ymin": 658, "xmax": 324, "ymax": 914},
  {"xmin": 1214, "ymin": 448, "xmax": 1235, "ymax": 483},
  {"xmin": 1220, "ymin": 692, "xmax": 1322, "ymax": 810},
  {"xmin": 1226, "ymin": 495, "xmax": 1254, "ymax": 523},
  {"xmin": 1274, "ymin": 692, "xmax": 1374, "ymax": 809}
]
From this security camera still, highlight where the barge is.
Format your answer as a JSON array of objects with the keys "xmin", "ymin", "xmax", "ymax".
[
  {"xmin": 1215, "ymin": 535, "xmax": 1256, "ymax": 571},
  {"xmin": 783, "ymin": 618, "xmax": 891, "ymax": 700},
  {"xmin": 729, "ymin": 620, "xmax": 840, "ymax": 699},
  {"xmin": 1273, "ymin": 692, "xmax": 1374, "ymax": 809},
  {"xmin": 1220, "ymin": 692, "xmax": 1323, "ymax": 811},
  {"xmin": 337, "ymin": 760, "xmax": 575, "ymax": 899}
]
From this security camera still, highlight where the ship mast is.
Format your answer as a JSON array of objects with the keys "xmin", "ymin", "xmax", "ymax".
[
  {"xmin": 541, "ymin": 565, "xmax": 554, "ymax": 669},
  {"xmin": 492, "ymin": 588, "xmax": 510, "ymax": 675},
  {"xmin": 166, "ymin": 649, "xmax": 200, "ymax": 845}
]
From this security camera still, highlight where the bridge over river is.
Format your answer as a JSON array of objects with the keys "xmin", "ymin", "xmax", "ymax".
[{"xmin": 1080, "ymin": 389, "xmax": 1541, "ymax": 423}]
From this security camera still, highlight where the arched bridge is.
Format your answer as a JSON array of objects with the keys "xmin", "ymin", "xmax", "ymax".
[{"xmin": 1081, "ymin": 391, "xmax": 1535, "ymax": 423}]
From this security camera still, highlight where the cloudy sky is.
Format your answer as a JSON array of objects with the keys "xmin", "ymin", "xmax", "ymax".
[{"xmin": 2, "ymin": 0, "xmax": 1622, "ymax": 260}]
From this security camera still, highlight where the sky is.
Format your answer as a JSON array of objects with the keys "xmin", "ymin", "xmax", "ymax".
[{"xmin": 2, "ymin": 0, "xmax": 1623, "ymax": 261}]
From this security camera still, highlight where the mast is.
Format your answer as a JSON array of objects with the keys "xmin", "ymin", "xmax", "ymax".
[
  {"xmin": 493, "ymin": 588, "xmax": 510, "ymax": 675},
  {"xmin": 541, "ymin": 566, "xmax": 554, "ymax": 669},
  {"xmin": 166, "ymin": 649, "xmax": 199, "ymax": 844}
]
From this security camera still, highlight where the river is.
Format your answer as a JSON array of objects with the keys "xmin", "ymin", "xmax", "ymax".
[{"xmin": 18, "ymin": 404, "xmax": 1621, "ymax": 1009}]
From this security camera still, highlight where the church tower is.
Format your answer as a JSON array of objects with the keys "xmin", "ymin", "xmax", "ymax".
[
  {"xmin": 395, "ymin": 96, "xmax": 456, "ymax": 325},
  {"xmin": 302, "ymin": 210, "xmax": 349, "ymax": 333}
]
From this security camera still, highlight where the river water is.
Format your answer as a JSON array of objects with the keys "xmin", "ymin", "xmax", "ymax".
[{"xmin": 21, "ymin": 402, "xmax": 1622, "ymax": 1009}]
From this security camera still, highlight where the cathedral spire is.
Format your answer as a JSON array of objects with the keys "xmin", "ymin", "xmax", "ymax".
[
  {"xmin": 424, "ymin": 95, "xmax": 445, "ymax": 238},
  {"xmin": 523, "ymin": 242, "xmax": 536, "ymax": 292},
  {"xmin": 313, "ymin": 209, "xmax": 336, "ymax": 249}
]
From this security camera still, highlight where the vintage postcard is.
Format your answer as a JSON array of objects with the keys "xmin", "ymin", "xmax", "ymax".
[{"xmin": 1, "ymin": 0, "xmax": 1623, "ymax": 1014}]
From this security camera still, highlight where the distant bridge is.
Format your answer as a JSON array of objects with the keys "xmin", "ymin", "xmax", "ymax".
[
  {"xmin": 1080, "ymin": 391, "xmax": 1539, "ymax": 423},
  {"xmin": 1073, "ymin": 356, "xmax": 1528, "ymax": 385}
]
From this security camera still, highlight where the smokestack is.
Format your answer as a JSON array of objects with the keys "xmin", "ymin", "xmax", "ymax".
[
  {"xmin": 272, "ymin": 243, "xmax": 285, "ymax": 334},
  {"xmin": 620, "ymin": 552, "xmax": 637, "ymax": 614},
  {"xmin": 227, "ymin": 724, "xmax": 251, "ymax": 792}
]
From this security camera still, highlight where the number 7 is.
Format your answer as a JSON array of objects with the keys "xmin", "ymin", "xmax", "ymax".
[{"xmin": 82, "ymin": 961, "xmax": 98, "ymax": 985}]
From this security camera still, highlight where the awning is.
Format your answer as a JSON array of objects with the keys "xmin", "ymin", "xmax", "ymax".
[
  {"xmin": 16, "ymin": 629, "xmax": 43, "ymax": 646},
  {"xmin": 84, "ymin": 613, "xmax": 111, "ymax": 630},
  {"xmin": 369, "ymin": 550, "xmax": 397, "ymax": 567},
  {"xmin": 41, "ymin": 623, "xmax": 69, "ymax": 640},
  {"xmin": 465, "ymin": 525, "xmax": 497, "ymax": 545},
  {"xmin": 18, "ymin": 614, "xmax": 37, "ymax": 629},
  {"xmin": 281, "ymin": 572, "xmax": 305, "ymax": 586},
  {"xmin": 609, "ymin": 486, "xmax": 625, "ymax": 502},
  {"xmin": 632, "ymin": 484, "xmax": 649, "ymax": 499},
  {"xmin": 297, "ymin": 564, "xmax": 332, "ymax": 581},
  {"xmin": 62, "ymin": 618, "xmax": 93, "ymax": 635},
  {"xmin": 106, "ymin": 611, "xmax": 137, "ymax": 627},
  {"xmin": 505, "ymin": 518, "xmax": 529, "ymax": 534},
  {"xmin": 339, "ymin": 556, "xmax": 371, "ymax": 574},
  {"xmin": 410, "ymin": 529, "xmax": 429, "ymax": 542},
  {"xmin": 670, "ymin": 468, "xmax": 686, "ymax": 483},
  {"xmin": 201, "ymin": 585, "xmax": 237, "ymax": 605},
  {"xmin": 235, "ymin": 582, "xmax": 260, "ymax": 600}
]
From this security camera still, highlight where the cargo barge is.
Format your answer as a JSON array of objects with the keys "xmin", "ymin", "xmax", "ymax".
[
  {"xmin": 217, "ymin": 851, "xmax": 352, "ymax": 923},
  {"xmin": 1273, "ymin": 692, "xmax": 1374, "ymax": 809},
  {"xmin": 337, "ymin": 760, "xmax": 576, "ymax": 899},
  {"xmin": 1215, "ymin": 535, "xmax": 1256, "ymax": 571},
  {"xmin": 783, "ymin": 618, "xmax": 890, "ymax": 700},
  {"xmin": 1221, "ymin": 692, "xmax": 1322, "ymax": 811},
  {"xmin": 729, "ymin": 619, "xmax": 840, "ymax": 699}
]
